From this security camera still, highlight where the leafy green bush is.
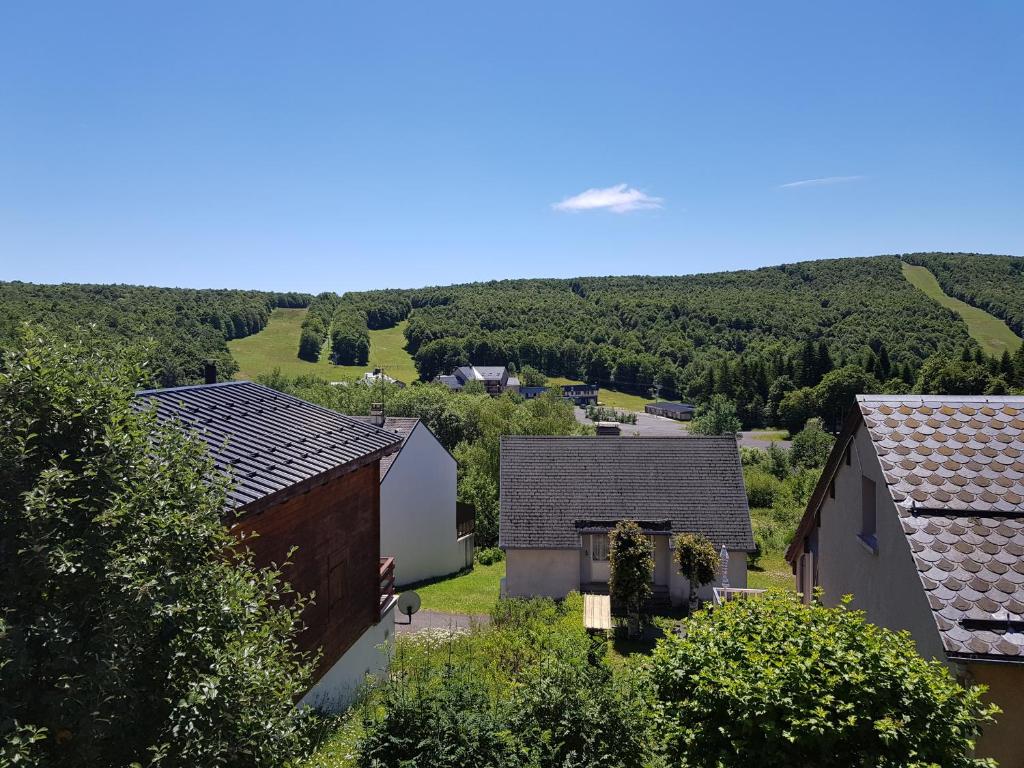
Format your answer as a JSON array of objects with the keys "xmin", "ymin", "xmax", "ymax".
[
  {"xmin": 789, "ymin": 416, "xmax": 836, "ymax": 469},
  {"xmin": 609, "ymin": 521, "xmax": 654, "ymax": 637},
  {"xmin": 744, "ymin": 468, "xmax": 783, "ymax": 508},
  {"xmin": 0, "ymin": 330, "xmax": 315, "ymax": 767},
  {"xmin": 689, "ymin": 394, "xmax": 742, "ymax": 436},
  {"xmin": 585, "ymin": 404, "xmax": 637, "ymax": 424},
  {"xmin": 358, "ymin": 668, "xmax": 519, "ymax": 768},
  {"xmin": 673, "ymin": 533, "xmax": 720, "ymax": 610},
  {"xmin": 475, "ymin": 546, "xmax": 505, "ymax": 566},
  {"xmin": 518, "ymin": 364, "xmax": 547, "ymax": 387},
  {"xmin": 650, "ymin": 592, "xmax": 997, "ymax": 768},
  {"xmin": 358, "ymin": 595, "xmax": 651, "ymax": 768}
]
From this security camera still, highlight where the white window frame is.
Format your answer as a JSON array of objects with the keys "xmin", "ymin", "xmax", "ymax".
[{"xmin": 591, "ymin": 534, "xmax": 609, "ymax": 561}]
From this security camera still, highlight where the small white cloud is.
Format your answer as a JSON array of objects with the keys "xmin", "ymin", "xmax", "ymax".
[
  {"xmin": 552, "ymin": 183, "xmax": 663, "ymax": 213},
  {"xmin": 778, "ymin": 175, "xmax": 864, "ymax": 189}
]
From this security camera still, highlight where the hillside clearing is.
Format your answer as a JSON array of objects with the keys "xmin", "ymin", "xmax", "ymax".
[
  {"xmin": 229, "ymin": 309, "xmax": 420, "ymax": 383},
  {"xmin": 901, "ymin": 263, "xmax": 1022, "ymax": 357}
]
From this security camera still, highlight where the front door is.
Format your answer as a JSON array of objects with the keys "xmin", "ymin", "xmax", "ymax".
[{"xmin": 589, "ymin": 533, "xmax": 610, "ymax": 583}]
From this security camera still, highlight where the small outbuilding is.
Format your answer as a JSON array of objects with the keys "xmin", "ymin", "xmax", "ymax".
[{"xmin": 644, "ymin": 401, "xmax": 696, "ymax": 421}]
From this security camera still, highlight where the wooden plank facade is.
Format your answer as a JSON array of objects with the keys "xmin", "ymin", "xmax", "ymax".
[{"xmin": 233, "ymin": 461, "xmax": 382, "ymax": 679}]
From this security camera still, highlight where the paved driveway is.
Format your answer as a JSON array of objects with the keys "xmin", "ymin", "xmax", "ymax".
[{"xmin": 394, "ymin": 609, "xmax": 490, "ymax": 635}]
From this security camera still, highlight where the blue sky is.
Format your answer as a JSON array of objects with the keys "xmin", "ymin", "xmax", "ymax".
[{"xmin": 1, "ymin": 1, "xmax": 1022, "ymax": 292}]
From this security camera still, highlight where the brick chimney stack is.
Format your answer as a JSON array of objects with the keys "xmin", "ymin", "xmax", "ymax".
[{"xmin": 370, "ymin": 402, "xmax": 385, "ymax": 427}]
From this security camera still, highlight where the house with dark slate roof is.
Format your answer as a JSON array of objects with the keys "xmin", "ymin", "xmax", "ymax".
[
  {"xmin": 352, "ymin": 415, "xmax": 473, "ymax": 585},
  {"xmin": 435, "ymin": 364, "xmax": 521, "ymax": 395},
  {"xmin": 786, "ymin": 394, "xmax": 1024, "ymax": 766},
  {"xmin": 136, "ymin": 381, "xmax": 403, "ymax": 711},
  {"xmin": 499, "ymin": 436, "xmax": 755, "ymax": 608}
]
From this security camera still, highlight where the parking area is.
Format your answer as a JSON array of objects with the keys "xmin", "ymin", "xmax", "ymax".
[{"xmin": 574, "ymin": 407, "xmax": 792, "ymax": 448}]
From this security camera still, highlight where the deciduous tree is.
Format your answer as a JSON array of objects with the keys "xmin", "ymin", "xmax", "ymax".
[{"xmin": 0, "ymin": 330, "xmax": 314, "ymax": 767}]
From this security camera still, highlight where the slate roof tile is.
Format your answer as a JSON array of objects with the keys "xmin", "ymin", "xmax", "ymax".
[
  {"xmin": 858, "ymin": 395, "xmax": 1024, "ymax": 662},
  {"xmin": 136, "ymin": 381, "xmax": 401, "ymax": 512},
  {"xmin": 499, "ymin": 436, "xmax": 754, "ymax": 552}
]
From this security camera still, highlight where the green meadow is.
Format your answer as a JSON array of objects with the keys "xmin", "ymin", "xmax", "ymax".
[
  {"xmin": 229, "ymin": 308, "xmax": 420, "ymax": 384},
  {"xmin": 902, "ymin": 263, "xmax": 1022, "ymax": 358}
]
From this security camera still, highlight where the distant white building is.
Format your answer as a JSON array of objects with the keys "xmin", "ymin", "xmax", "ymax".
[
  {"xmin": 354, "ymin": 414, "xmax": 473, "ymax": 586},
  {"xmin": 360, "ymin": 369, "xmax": 405, "ymax": 388},
  {"xmin": 435, "ymin": 365, "xmax": 520, "ymax": 396}
]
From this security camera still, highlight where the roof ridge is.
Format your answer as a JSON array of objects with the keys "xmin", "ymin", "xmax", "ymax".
[
  {"xmin": 857, "ymin": 393, "xmax": 1024, "ymax": 403},
  {"xmin": 500, "ymin": 434, "xmax": 737, "ymax": 440},
  {"xmin": 136, "ymin": 380, "xmax": 252, "ymax": 396}
]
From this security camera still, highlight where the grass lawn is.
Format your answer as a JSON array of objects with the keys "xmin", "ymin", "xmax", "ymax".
[
  {"xmin": 902, "ymin": 263, "xmax": 1022, "ymax": 358},
  {"xmin": 228, "ymin": 309, "xmax": 420, "ymax": 384},
  {"xmin": 546, "ymin": 376, "xmax": 656, "ymax": 412},
  {"xmin": 748, "ymin": 429, "xmax": 790, "ymax": 442},
  {"xmin": 404, "ymin": 561, "xmax": 505, "ymax": 615},
  {"xmin": 748, "ymin": 549, "xmax": 794, "ymax": 592}
]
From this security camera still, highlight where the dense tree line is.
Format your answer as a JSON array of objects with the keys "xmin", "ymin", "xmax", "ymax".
[
  {"xmin": 320, "ymin": 290, "xmax": 413, "ymax": 365},
  {"xmin": 339, "ymin": 255, "xmax": 989, "ymax": 426},
  {"xmin": 0, "ymin": 282, "xmax": 309, "ymax": 387},
  {"xmin": 298, "ymin": 292, "xmax": 340, "ymax": 361},
  {"xmin": 904, "ymin": 252, "xmax": 1024, "ymax": 335},
  {"xmin": 328, "ymin": 303, "xmax": 371, "ymax": 365}
]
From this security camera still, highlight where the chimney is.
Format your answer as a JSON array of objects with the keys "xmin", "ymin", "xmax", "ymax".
[
  {"xmin": 369, "ymin": 402, "xmax": 385, "ymax": 428},
  {"xmin": 595, "ymin": 421, "xmax": 620, "ymax": 436},
  {"xmin": 204, "ymin": 362, "xmax": 217, "ymax": 385}
]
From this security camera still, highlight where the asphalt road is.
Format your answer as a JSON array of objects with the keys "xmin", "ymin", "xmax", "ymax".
[{"xmin": 573, "ymin": 407, "xmax": 792, "ymax": 449}]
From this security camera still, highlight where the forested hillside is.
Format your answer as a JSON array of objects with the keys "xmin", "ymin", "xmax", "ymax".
[
  {"xmin": 325, "ymin": 254, "xmax": 1022, "ymax": 420},
  {"xmin": 903, "ymin": 252, "xmax": 1024, "ymax": 336},
  {"xmin": 0, "ymin": 282, "xmax": 309, "ymax": 387}
]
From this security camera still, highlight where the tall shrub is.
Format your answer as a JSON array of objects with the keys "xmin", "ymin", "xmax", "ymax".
[
  {"xmin": 609, "ymin": 521, "xmax": 653, "ymax": 638},
  {"xmin": 0, "ymin": 330, "xmax": 314, "ymax": 767},
  {"xmin": 650, "ymin": 592, "xmax": 998, "ymax": 768},
  {"xmin": 673, "ymin": 533, "xmax": 720, "ymax": 612},
  {"xmin": 689, "ymin": 394, "xmax": 742, "ymax": 436},
  {"xmin": 789, "ymin": 416, "xmax": 835, "ymax": 469}
]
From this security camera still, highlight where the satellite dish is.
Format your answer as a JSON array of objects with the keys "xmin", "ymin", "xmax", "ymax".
[{"xmin": 397, "ymin": 590, "xmax": 421, "ymax": 623}]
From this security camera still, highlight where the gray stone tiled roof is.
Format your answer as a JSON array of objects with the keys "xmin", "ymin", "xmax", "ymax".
[
  {"xmin": 351, "ymin": 416, "xmax": 420, "ymax": 479},
  {"xmin": 471, "ymin": 366, "xmax": 508, "ymax": 381},
  {"xmin": 136, "ymin": 382, "xmax": 402, "ymax": 512},
  {"xmin": 499, "ymin": 436, "xmax": 754, "ymax": 552},
  {"xmin": 858, "ymin": 394, "xmax": 1024, "ymax": 661}
]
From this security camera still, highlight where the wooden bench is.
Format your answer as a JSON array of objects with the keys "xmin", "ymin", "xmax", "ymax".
[{"xmin": 583, "ymin": 593, "xmax": 612, "ymax": 632}]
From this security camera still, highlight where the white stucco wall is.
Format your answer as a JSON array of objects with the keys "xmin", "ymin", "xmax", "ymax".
[
  {"xmin": 669, "ymin": 549, "xmax": 748, "ymax": 606},
  {"xmin": 380, "ymin": 423, "xmax": 465, "ymax": 586},
  {"xmin": 504, "ymin": 548, "xmax": 581, "ymax": 599},
  {"xmin": 813, "ymin": 425, "xmax": 946, "ymax": 661},
  {"xmin": 299, "ymin": 603, "xmax": 395, "ymax": 712}
]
